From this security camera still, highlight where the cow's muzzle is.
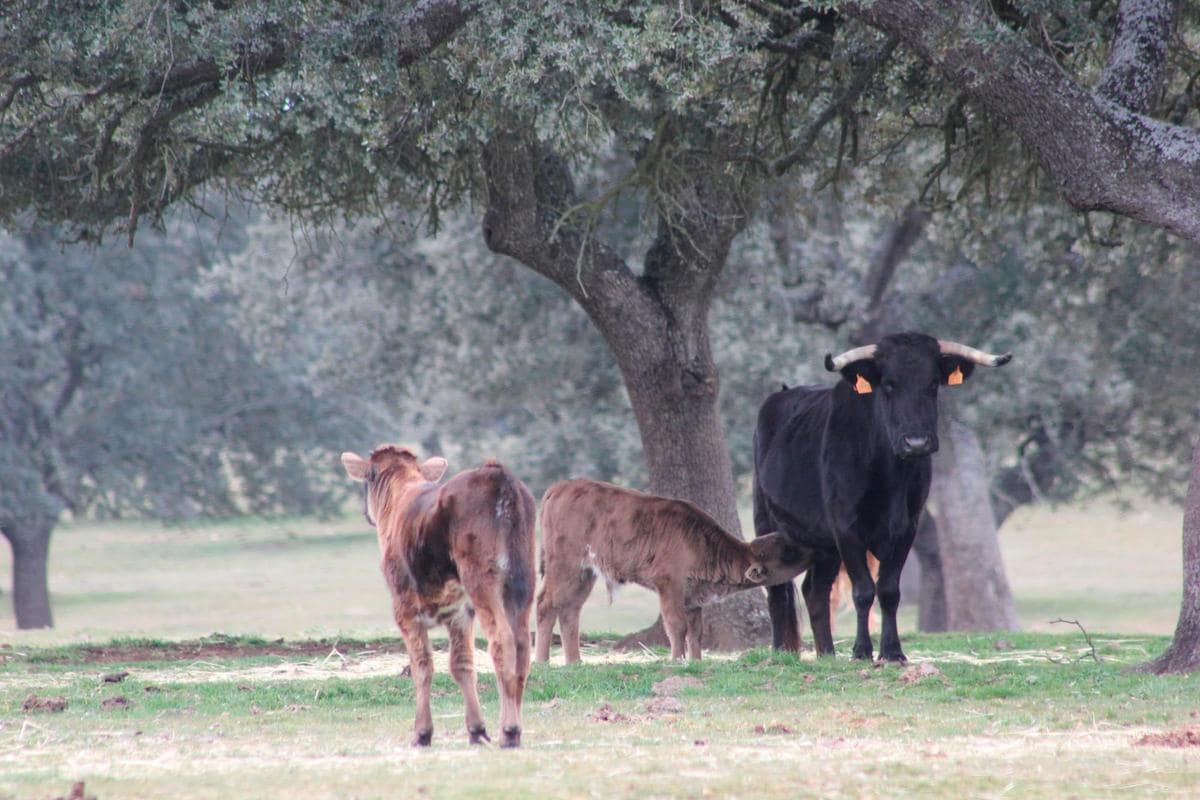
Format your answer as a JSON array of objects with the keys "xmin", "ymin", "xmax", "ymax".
[{"xmin": 898, "ymin": 435, "xmax": 937, "ymax": 459}]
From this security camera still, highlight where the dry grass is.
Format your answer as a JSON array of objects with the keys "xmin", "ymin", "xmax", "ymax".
[{"xmin": 2, "ymin": 493, "xmax": 1181, "ymax": 647}]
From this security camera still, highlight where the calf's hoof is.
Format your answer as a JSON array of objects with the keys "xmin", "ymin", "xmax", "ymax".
[
  {"xmin": 411, "ymin": 730, "xmax": 433, "ymax": 747},
  {"xmin": 468, "ymin": 726, "xmax": 491, "ymax": 745},
  {"xmin": 500, "ymin": 725, "xmax": 522, "ymax": 749}
]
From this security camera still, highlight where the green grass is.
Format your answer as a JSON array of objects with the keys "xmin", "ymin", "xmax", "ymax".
[{"xmin": 2, "ymin": 634, "xmax": 1198, "ymax": 799}]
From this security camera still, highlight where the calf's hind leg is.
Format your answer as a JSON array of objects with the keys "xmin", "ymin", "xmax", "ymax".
[
  {"xmin": 684, "ymin": 606, "xmax": 703, "ymax": 661},
  {"xmin": 447, "ymin": 613, "xmax": 490, "ymax": 744},
  {"xmin": 470, "ymin": 589, "xmax": 526, "ymax": 747},
  {"xmin": 534, "ymin": 585, "xmax": 557, "ymax": 663},
  {"xmin": 395, "ymin": 609, "xmax": 436, "ymax": 747}
]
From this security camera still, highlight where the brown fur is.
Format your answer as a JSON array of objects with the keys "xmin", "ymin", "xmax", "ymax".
[
  {"xmin": 535, "ymin": 479, "xmax": 811, "ymax": 662},
  {"xmin": 341, "ymin": 445, "xmax": 535, "ymax": 748}
]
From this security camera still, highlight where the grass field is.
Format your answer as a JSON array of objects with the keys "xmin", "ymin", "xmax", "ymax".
[
  {"xmin": 0, "ymin": 496, "xmax": 1194, "ymax": 798},
  {"xmin": 3, "ymin": 633, "xmax": 1198, "ymax": 799}
]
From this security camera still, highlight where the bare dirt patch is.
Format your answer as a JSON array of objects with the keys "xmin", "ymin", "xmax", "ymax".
[
  {"xmin": 588, "ymin": 703, "xmax": 633, "ymax": 723},
  {"xmin": 898, "ymin": 662, "xmax": 948, "ymax": 685},
  {"xmin": 22, "ymin": 693, "xmax": 68, "ymax": 712},
  {"xmin": 1133, "ymin": 728, "xmax": 1200, "ymax": 748},
  {"xmin": 24, "ymin": 637, "xmax": 407, "ymax": 665},
  {"xmin": 101, "ymin": 695, "xmax": 133, "ymax": 710}
]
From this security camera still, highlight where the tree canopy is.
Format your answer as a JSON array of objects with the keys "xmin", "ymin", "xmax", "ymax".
[{"xmin": 3, "ymin": 0, "xmax": 1200, "ymax": 646}]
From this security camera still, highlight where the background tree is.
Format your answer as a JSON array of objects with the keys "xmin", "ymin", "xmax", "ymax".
[
  {"xmin": 2, "ymin": 0, "xmax": 1199, "ymax": 650},
  {"xmin": 0, "ymin": 214, "xmax": 359, "ymax": 628}
]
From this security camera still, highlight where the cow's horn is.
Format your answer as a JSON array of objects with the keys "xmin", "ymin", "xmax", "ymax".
[
  {"xmin": 825, "ymin": 344, "xmax": 878, "ymax": 372},
  {"xmin": 937, "ymin": 340, "xmax": 1012, "ymax": 367}
]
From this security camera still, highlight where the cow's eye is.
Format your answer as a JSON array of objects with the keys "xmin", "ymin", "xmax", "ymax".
[{"xmin": 882, "ymin": 381, "xmax": 895, "ymax": 394}]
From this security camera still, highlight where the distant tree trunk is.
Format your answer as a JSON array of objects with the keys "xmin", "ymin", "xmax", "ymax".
[
  {"xmin": 482, "ymin": 130, "xmax": 771, "ymax": 650},
  {"xmin": 1139, "ymin": 439, "xmax": 1200, "ymax": 674},
  {"xmin": 928, "ymin": 415, "xmax": 1020, "ymax": 631},
  {"xmin": 2, "ymin": 516, "xmax": 55, "ymax": 629},
  {"xmin": 912, "ymin": 512, "xmax": 947, "ymax": 632}
]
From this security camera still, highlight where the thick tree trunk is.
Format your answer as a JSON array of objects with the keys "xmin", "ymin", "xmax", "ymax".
[
  {"xmin": 1139, "ymin": 439, "xmax": 1200, "ymax": 674},
  {"xmin": 2, "ymin": 517, "xmax": 55, "ymax": 629},
  {"xmin": 928, "ymin": 415, "xmax": 1020, "ymax": 631},
  {"xmin": 610, "ymin": 322, "xmax": 772, "ymax": 651},
  {"xmin": 481, "ymin": 131, "xmax": 771, "ymax": 651}
]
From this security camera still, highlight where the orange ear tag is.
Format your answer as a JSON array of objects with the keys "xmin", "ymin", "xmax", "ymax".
[
  {"xmin": 854, "ymin": 374, "xmax": 873, "ymax": 394},
  {"xmin": 948, "ymin": 366, "xmax": 964, "ymax": 386}
]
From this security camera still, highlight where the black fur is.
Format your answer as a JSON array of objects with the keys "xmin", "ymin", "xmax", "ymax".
[{"xmin": 753, "ymin": 331, "xmax": 1002, "ymax": 663}]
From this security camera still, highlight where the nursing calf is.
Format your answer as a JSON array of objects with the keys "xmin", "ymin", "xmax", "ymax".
[
  {"xmin": 341, "ymin": 446, "xmax": 535, "ymax": 748},
  {"xmin": 536, "ymin": 479, "xmax": 809, "ymax": 662}
]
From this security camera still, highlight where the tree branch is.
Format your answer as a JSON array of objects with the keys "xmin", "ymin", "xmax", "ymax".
[
  {"xmin": 844, "ymin": 0, "xmax": 1200, "ymax": 243},
  {"xmin": 480, "ymin": 131, "xmax": 644, "ymax": 318},
  {"xmin": 1097, "ymin": 0, "xmax": 1177, "ymax": 113},
  {"xmin": 771, "ymin": 37, "xmax": 898, "ymax": 175}
]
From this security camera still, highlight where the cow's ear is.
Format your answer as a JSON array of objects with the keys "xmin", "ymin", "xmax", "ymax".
[
  {"xmin": 341, "ymin": 452, "xmax": 371, "ymax": 481},
  {"xmin": 420, "ymin": 457, "xmax": 448, "ymax": 482},
  {"xmin": 840, "ymin": 360, "xmax": 881, "ymax": 394},
  {"xmin": 938, "ymin": 355, "xmax": 977, "ymax": 387},
  {"xmin": 744, "ymin": 563, "xmax": 768, "ymax": 584}
]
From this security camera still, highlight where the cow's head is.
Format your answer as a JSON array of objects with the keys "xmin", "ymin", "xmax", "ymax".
[
  {"xmin": 340, "ymin": 445, "xmax": 448, "ymax": 526},
  {"xmin": 825, "ymin": 332, "xmax": 1011, "ymax": 460},
  {"xmin": 745, "ymin": 533, "xmax": 812, "ymax": 585}
]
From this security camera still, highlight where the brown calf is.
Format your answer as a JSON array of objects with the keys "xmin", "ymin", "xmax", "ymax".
[
  {"xmin": 341, "ymin": 446, "xmax": 536, "ymax": 748},
  {"xmin": 536, "ymin": 479, "xmax": 811, "ymax": 662}
]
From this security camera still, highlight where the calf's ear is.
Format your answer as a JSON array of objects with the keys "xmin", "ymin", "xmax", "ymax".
[
  {"xmin": 420, "ymin": 456, "xmax": 448, "ymax": 482},
  {"xmin": 341, "ymin": 452, "xmax": 371, "ymax": 481},
  {"xmin": 938, "ymin": 355, "xmax": 977, "ymax": 387},
  {"xmin": 744, "ymin": 563, "xmax": 768, "ymax": 584}
]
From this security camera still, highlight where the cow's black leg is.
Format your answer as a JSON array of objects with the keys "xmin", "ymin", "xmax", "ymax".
[
  {"xmin": 801, "ymin": 551, "xmax": 841, "ymax": 656},
  {"xmin": 756, "ymin": 485, "xmax": 802, "ymax": 652},
  {"xmin": 835, "ymin": 533, "xmax": 876, "ymax": 661},
  {"xmin": 766, "ymin": 581, "xmax": 802, "ymax": 652},
  {"xmin": 875, "ymin": 526, "xmax": 917, "ymax": 663}
]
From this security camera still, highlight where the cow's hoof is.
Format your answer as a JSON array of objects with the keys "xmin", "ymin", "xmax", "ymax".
[
  {"xmin": 411, "ymin": 730, "xmax": 433, "ymax": 747},
  {"xmin": 878, "ymin": 652, "xmax": 907, "ymax": 665},
  {"xmin": 468, "ymin": 726, "xmax": 491, "ymax": 745},
  {"xmin": 851, "ymin": 648, "xmax": 874, "ymax": 661},
  {"xmin": 500, "ymin": 726, "xmax": 522, "ymax": 749}
]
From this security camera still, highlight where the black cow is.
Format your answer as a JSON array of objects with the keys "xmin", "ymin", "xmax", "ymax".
[{"xmin": 752, "ymin": 331, "xmax": 1011, "ymax": 662}]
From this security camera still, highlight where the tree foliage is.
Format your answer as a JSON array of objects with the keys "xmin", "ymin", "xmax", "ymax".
[
  {"xmin": 0, "ymin": 215, "xmax": 351, "ymax": 525},
  {"xmin": 0, "ymin": 211, "xmax": 362, "ymax": 626}
]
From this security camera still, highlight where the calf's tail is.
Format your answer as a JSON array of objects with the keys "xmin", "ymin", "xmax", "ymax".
[{"xmin": 487, "ymin": 463, "xmax": 535, "ymax": 620}]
